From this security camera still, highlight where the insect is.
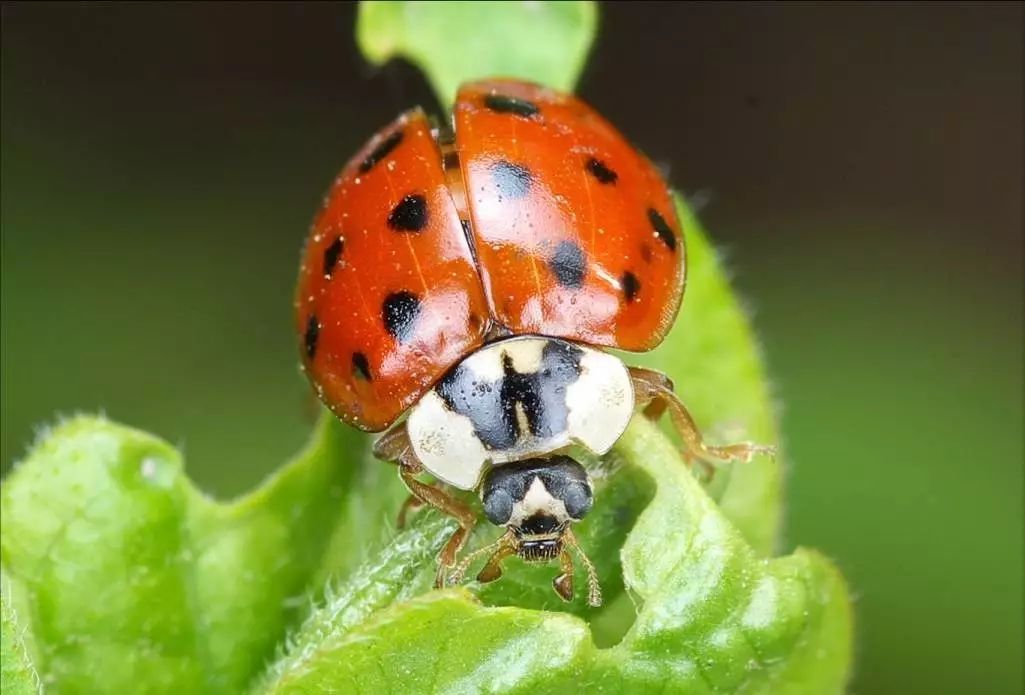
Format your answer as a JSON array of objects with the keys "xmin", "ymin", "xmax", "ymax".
[{"xmin": 295, "ymin": 78, "xmax": 774, "ymax": 606}]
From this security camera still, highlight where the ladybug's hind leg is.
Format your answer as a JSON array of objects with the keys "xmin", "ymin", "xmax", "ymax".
[
  {"xmin": 629, "ymin": 367, "xmax": 776, "ymax": 480},
  {"xmin": 373, "ymin": 424, "xmax": 478, "ymax": 588}
]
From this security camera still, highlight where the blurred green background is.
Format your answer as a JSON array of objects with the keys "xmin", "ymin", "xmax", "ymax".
[{"xmin": 1, "ymin": 3, "xmax": 1021, "ymax": 693}]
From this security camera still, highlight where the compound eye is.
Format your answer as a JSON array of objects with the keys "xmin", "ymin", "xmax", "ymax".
[
  {"xmin": 562, "ymin": 481, "xmax": 593, "ymax": 520},
  {"xmin": 482, "ymin": 487, "xmax": 515, "ymax": 526}
]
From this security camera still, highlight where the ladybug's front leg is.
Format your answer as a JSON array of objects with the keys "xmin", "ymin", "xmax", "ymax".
[
  {"xmin": 628, "ymin": 367, "xmax": 776, "ymax": 479},
  {"xmin": 373, "ymin": 425, "xmax": 477, "ymax": 588}
]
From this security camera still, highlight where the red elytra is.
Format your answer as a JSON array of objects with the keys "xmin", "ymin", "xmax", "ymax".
[{"xmin": 295, "ymin": 78, "xmax": 686, "ymax": 431}]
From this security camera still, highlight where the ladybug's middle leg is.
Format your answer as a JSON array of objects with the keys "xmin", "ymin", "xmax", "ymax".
[
  {"xmin": 374, "ymin": 424, "xmax": 478, "ymax": 588},
  {"xmin": 629, "ymin": 366, "xmax": 776, "ymax": 479}
]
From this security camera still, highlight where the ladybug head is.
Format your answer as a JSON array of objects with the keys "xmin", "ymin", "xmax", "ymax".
[{"xmin": 452, "ymin": 456, "xmax": 601, "ymax": 605}]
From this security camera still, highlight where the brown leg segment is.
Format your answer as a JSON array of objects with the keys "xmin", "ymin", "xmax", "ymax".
[
  {"xmin": 552, "ymin": 549, "xmax": 575, "ymax": 602},
  {"xmin": 373, "ymin": 423, "xmax": 478, "ymax": 588},
  {"xmin": 630, "ymin": 367, "xmax": 776, "ymax": 477}
]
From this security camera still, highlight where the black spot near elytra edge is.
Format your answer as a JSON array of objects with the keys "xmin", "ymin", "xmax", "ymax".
[
  {"xmin": 382, "ymin": 290, "xmax": 422, "ymax": 343},
  {"xmin": 352, "ymin": 352, "xmax": 372, "ymax": 381},
  {"xmin": 548, "ymin": 240, "xmax": 587, "ymax": 288},
  {"xmin": 483, "ymin": 94, "xmax": 540, "ymax": 118},
  {"xmin": 585, "ymin": 157, "xmax": 618, "ymax": 184},
  {"xmin": 621, "ymin": 271, "xmax": 641, "ymax": 302},
  {"xmin": 491, "ymin": 160, "xmax": 532, "ymax": 199},
  {"xmin": 358, "ymin": 130, "xmax": 404, "ymax": 174},
  {"xmin": 322, "ymin": 236, "xmax": 344, "ymax": 277},
  {"xmin": 388, "ymin": 194, "xmax": 429, "ymax": 232},
  {"xmin": 648, "ymin": 208, "xmax": 677, "ymax": 252},
  {"xmin": 304, "ymin": 316, "xmax": 320, "ymax": 359}
]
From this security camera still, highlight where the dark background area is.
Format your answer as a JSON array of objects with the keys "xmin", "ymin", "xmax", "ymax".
[{"xmin": 2, "ymin": 3, "xmax": 1022, "ymax": 693}]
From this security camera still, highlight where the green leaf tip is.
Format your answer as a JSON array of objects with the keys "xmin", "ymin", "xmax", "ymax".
[{"xmin": 356, "ymin": 0, "xmax": 598, "ymax": 106}]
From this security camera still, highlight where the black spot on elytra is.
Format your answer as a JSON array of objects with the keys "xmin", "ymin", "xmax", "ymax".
[
  {"xmin": 388, "ymin": 194, "xmax": 429, "ymax": 233},
  {"xmin": 548, "ymin": 240, "xmax": 586, "ymax": 288},
  {"xmin": 648, "ymin": 208, "xmax": 677, "ymax": 252},
  {"xmin": 352, "ymin": 352, "xmax": 372, "ymax": 381},
  {"xmin": 585, "ymin": 157, "xmax": 618, "ymax": 184},
  {"xmin": 621, "ymin": 271, "xmax": 641, "ymax": 302},
  {"xmin": 436, "ymin": 340, "xmax": 583, "ymax": 450},
  {"xmin": 304, "ymin": 316, "xmax": 320, "ymax": 359},
  {"xmin": 483, "ymin": 94, "xmax": 540, "ymax": 118},
  {"xmin": 382, "ymin": 290, "xmax": 422, "ymax": 343},
  {"xmin": 322, "ymin": 236, "xmax": 344, "ymax": 277},
  {"xmin": 358, "ymin": 130, "xmax": 403, "ymax": 174},
  {"xmin": 491, "ymin": 161, "xmax": 532, "ymax": 199}
]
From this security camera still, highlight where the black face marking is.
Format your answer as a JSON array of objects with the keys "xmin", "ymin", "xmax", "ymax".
[
  {"xmin": 481, "ymin": 456, "xmax": 593, "ymax": 527},
  {"xmin": 322, "ymin": 236, "xmax": 344, "ymax": 277},
  {"xmin": 585, "ymin": 157, "xmax": 618, "ymax": 184},
  {"xmin": 358, "ymin": 130, "xmax": 403, "ymax": 174},
  {"xmin": 382, "ymin": 291, "xmax": 421, "ymax": 343},
  {"xmin": 352, "ymin": 352, "xmax": 372, "ymax": 381},
  {"xmin": 304, "ymin": 316, "xmax": 320, "ymax": 360},
  {"xmin": 483, "ymin": 94, "xmax": 540, "ymax": 118},
  {"xmin": 388, "ymin": 194, "xmax": 429, "ymax": 233},
  {"xmin": 491, "ymin": 160, "xmax": 532, "ymax": 199},
  {"xmin": 648, "ymin": 208, "xmax": 677, "ymax": 252},
  {"xmin": 621, "ymin": 271, "xmax": 640, "ymax": 302},
  {"xmin": 519, "ymin": 513, "xmax": 560, "ymax": 535},
  {"xmin": 548, "ymin": 240, "xmax": 586, "ymax": 288},
  {"xmin": 437, "ymin": 340, "xmax": 583, "ymax": 450}
]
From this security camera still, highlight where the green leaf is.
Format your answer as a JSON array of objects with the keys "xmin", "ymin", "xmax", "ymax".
[
  {"xmin": 356, "ymin": 1, "xmax": 598, "ymax": 106},
  {"xmin": 0, "ymin": 415, "xmax": 368, "ymax": 693},
  {"xmin": 259, "ymin": 414, "xmax": 851, "ymax": 693},
  {"xmin": 626, "ymin": 200, "xmax": 783, "ymax": 555},
  {"xmin": 2, "ymin": 570, "xmax": 41, "ymax": 695}
]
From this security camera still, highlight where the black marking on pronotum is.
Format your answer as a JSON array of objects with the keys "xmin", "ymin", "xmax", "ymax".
[
  {"xmin": 388, "ymin": 194, "xmax": 429, "ymax": 232},
  {"xmin": 548, "ymin": 240, "xmax": 586, "ymax": 288},
  {"xmin": 621, "ymin": 271, "xmax": 640, "ymax": 302},
  {"xmin": 442, "ymin": 150, "xmax": 460, "ymax": 171},
  {"xmin": 648, "ymin": 208, "xmax": 677, "ymax": 252},
  {"xmin": 436, "ymin": 340, "xmax": 583, "ymax": 450},
  {"xmin": 481, "ymin": 456, "xmax": 593, "ymax": 526},
  {"xmin": 323, "ymin": 236, "xmax": 344, "ymax": 277},
  {"xmin": 483, "ymin": 94, "xmax": 540, "ymax": 118},
  {"xmin": 491, "ymin": 160, "xmax": 532, "ymax": 199},
  {"xmin": 585, "ymin": 157, "xmax": 618, "ymax": 184},
  {"xmin": 304, "ymin": 316, "xmax": 320, "ymax": 359},
  {"xmin": 382, "ymin": 290, "xmax": 422, "ymax": 343},
  {"xmin": 358, "ymin": 130, "xmax": 404, "ymax": 174},
  {"xmin": 352, "ymin": 352, "xmax": 372, "ymax": 381}
]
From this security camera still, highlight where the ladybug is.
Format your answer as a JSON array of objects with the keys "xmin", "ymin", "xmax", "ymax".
[{"xmin": 295, "ymin": 78, "xmax": 773, "ymax": 606}]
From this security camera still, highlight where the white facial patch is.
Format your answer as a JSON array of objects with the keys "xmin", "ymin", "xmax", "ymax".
[
  {"xmin": 407, "ymin": 391, "xmax": 488, "ymax": 490},
  {"xmin": 565, "ymin": 349, "xmax": 634, "ymax": 455},
  {"xmin": 506, "ymin": 476, "xmax": 572, "ymax": 528}
]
